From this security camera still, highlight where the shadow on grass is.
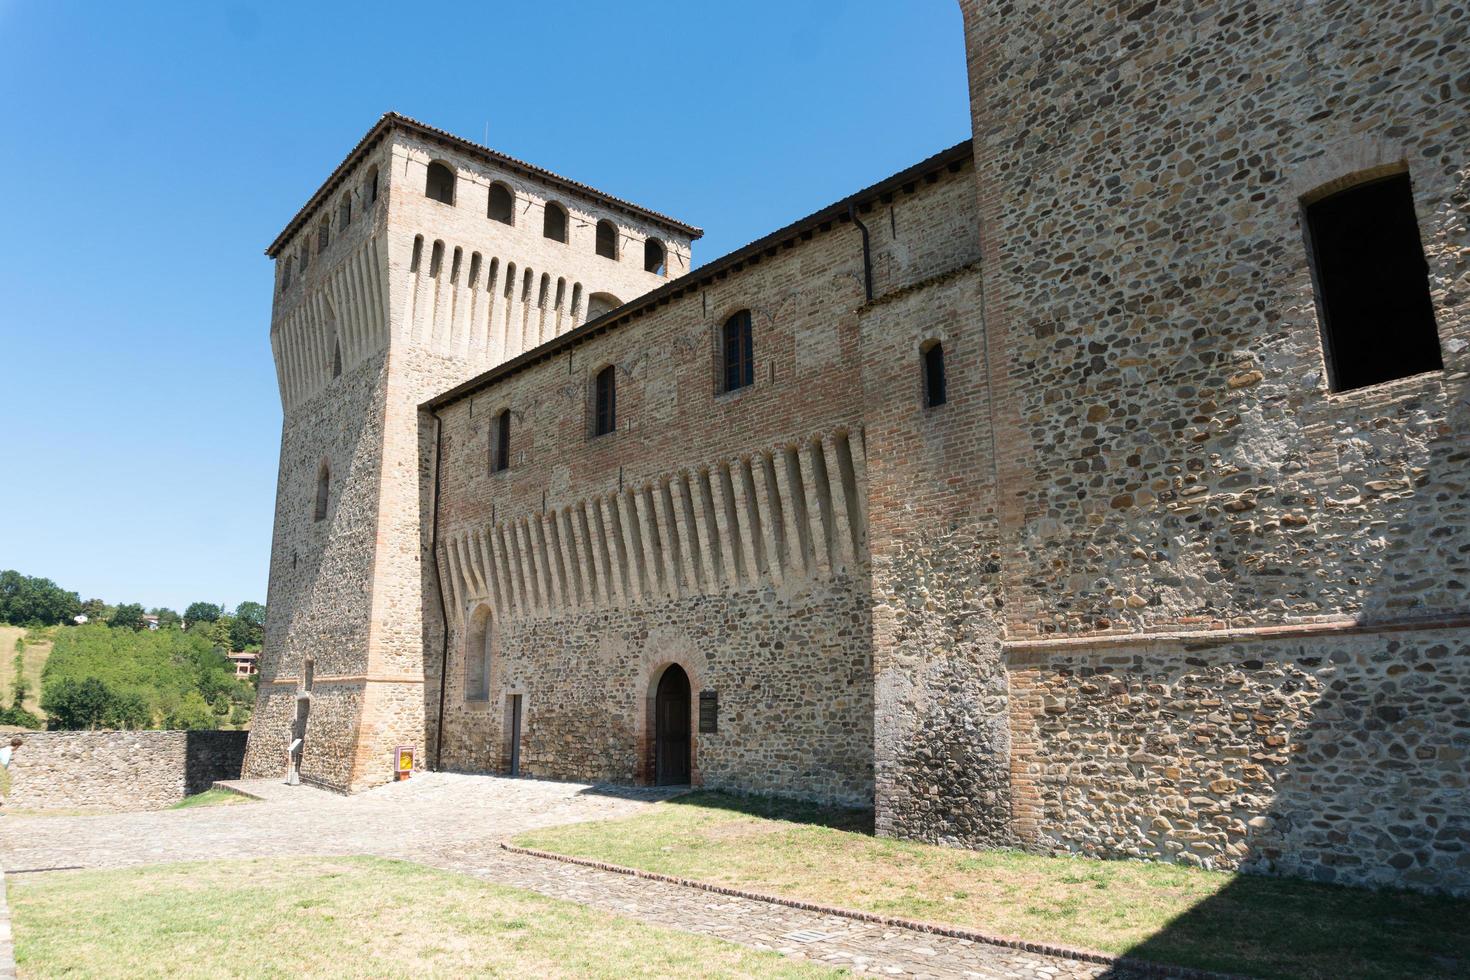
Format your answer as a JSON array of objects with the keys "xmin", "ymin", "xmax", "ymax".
[
  {"xmin": 664, "ymin": 790, "xmax": 875, "ymax": 834},
  {"xmin": 1106, "ymin": 871, "xmax": 1469, "ymax": 980}
]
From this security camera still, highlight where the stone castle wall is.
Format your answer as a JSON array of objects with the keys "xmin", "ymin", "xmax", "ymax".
[
  {"xmin": 6, "ymin": 731, "xmax": 247, "ymax": 812},
  {"xmin": 1007, "ymin": 624, "xmax": 1470, "ymax": 895}
]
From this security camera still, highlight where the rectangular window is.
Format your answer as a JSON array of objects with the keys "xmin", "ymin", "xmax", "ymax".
[
  {"xmin": 722, "ymin": 310, "xmax": 754, "ymax": 393},
  {"xmin": 1305, "ymin": 172, "xmax": 1441, "ymax": 392},
  {"xmin": 594, "ymin": 366, "xmax": 616, "ymax": 437},
  {"xmin": 491, "ymin": 411, "xmax": 510, "ymax": 473}
]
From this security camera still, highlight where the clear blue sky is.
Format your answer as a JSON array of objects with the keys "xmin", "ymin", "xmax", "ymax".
[{"xmin": 0, "ymin": 1, "xmax": 970, "ymax": 614}]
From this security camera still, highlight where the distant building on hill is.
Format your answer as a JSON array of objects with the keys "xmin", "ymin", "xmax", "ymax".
[{"xmin": 228, "ymin": 651, "xmax": 259, "ymax": 679}]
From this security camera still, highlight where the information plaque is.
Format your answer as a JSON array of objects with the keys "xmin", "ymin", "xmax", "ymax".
[{"xmin": 698, "ymin": 690, "xmax": 718, "ymax": 734}]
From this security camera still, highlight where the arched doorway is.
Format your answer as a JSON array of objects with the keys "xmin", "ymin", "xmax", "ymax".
[{"xmin": 654, "ymin": 665, "xmax": 691, "ymax": 786}]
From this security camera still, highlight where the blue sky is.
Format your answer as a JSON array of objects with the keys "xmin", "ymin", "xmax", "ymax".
[{"xmin": 0, "ymin": 1, "xmax": 971, "ymax": 613}]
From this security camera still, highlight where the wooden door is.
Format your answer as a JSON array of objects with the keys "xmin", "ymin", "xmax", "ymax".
[{"xmin": 655, "ymin": 666, "xmax": 690, "ymax": 785}]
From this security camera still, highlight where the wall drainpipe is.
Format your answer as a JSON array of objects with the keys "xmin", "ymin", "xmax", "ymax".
[
  {"xmin": 429, "ymin": 411, "xmax": 450, "ymax": 771},
  {"xmin": 848, "ymin": 203, "xmax": 873, "ymax": 302}
]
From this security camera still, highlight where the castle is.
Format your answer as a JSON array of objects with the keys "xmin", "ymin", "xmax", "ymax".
[{"xmin": 244, "ymin": 1, "xmax": 1470, "ymax": 897}]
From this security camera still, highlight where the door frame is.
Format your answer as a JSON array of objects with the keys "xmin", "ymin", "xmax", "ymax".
[{"xmin": 638, "ymin": 659, "xmax": 701, "ymax": 786}]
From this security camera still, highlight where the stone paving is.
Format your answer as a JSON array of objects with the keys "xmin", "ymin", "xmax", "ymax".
[{"xmin": 0, "ymin": 774, "xmax": 1143, "ymax": 978}]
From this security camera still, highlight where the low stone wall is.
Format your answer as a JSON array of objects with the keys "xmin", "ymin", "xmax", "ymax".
[
  {"xmin": 1007, "ymin": 625, "xmax": 1470, "ymax": 896},
  {"xmin": 3, "ymin": 730, "xmax": 248, "ymax": 812}
]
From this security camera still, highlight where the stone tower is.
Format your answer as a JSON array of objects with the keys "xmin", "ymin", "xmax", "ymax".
[{"xmin": 242, "ymin": 114, "xmax": 699, "ymax": 791}]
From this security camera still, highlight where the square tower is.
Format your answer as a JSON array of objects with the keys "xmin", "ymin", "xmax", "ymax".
[{"xmin": 243, "ymin": 113, "xmax": 699, "ymax": 791}]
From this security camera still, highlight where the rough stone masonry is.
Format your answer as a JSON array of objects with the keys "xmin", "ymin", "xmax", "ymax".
[{"xmin": 245, "ymin": 1, "xmax": 1470, "ymax": 896}]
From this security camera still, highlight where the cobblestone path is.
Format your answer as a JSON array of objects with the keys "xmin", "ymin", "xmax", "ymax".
[{"xmin": 0, "ymin": 775, "xmax": 1138, "ymax": 979}]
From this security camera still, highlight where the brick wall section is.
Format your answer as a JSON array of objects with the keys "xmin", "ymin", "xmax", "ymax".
[
  {"xmin": 429, "ymin": 162, "xmax": 983, "ymax": 802},
  {"xmin": 7, "ymin": 731, "xmax": 247, "ymax": 812}
]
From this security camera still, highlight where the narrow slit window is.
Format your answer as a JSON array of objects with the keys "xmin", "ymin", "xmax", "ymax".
[
  {"xmin": 593, "ymin": 365, "xmax": 616, "ymax": 437},
  {"xmin": 317, "ymin": 218, "xmax": 330, "ymax": 253},
  {"xmin": 332, "ymin": 338, "xmax": 342, "ymax": 379},
  {"xmin": 338, "ymin": 196, "xmax": 351, "ymax": 231},
  {"xmin": 491, "ymin": 410, "xmax": 510, "ymax": 473},
  {"xmin": 314, "ymin": 462, "xmax": 330, "ymax": 521},
  {"xmin": 425, "ymin": 161, "xmax": 456, "ymax": 205},
  {"xmin": 922, "ymin": 340, "xmax": 947, "ymax": 408},
  {"xmin": 1305, "ymin": 172, "xmax": 1441, "ymax": 392},
  {"xmin": 365, "ymin": 166, "xmax": 379, "ymax": 205},
  {"xmin": 722, "ymin": 310, "xmax": 754, "ymax": 393}
]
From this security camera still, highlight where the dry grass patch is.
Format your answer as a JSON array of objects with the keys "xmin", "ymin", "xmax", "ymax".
[
  {"xmin": 514, "ymin": 791, "xmax": 1469, "ymax": 980},
  {"xmin": 7, "ymin": 856, "xmax": 842, "ymax": 979},
  {"xmin": 0, "ymin": 624, "xmax": 53, "ymax": 717}
]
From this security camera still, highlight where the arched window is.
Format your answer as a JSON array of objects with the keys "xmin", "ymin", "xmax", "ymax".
[
  {"xmin": 644, "ymin": 238, "xmax": 666, "ymax": 275},
  {"xmin": 337, "ymin": 196, "xmax": 351, "ymax": 231},
  {"xmin": 491, "ymin": 409, "xmax": 510, "ymax": 473},
  {"xmin": 1304, "ymin": 170, "xmax": 1441, "ymax": 391},
  {"xmin": 922, "ymin": 340, "xmax": 947, "ymax": 408},
  {"xmin": 543, "ymin": 201, "xmax": 567, "ymax": 242},
  {"xmin": 410, "ymin": 235, "xmax": 424, "ymax": 273},
  {"xmin": 332, "ymin": 337, "xmax": 342, "ymax": 379},
  {"xmin": 317, "ymin": 217, "xmax": 330, "ymax": 253},
  {"xmin": 721, "ymin": 310, "xmax": 754, "ymax": 393},
  {"xmin": 487, "ymin": 182, "xmax": 514, "ymax": 224},
  {"xmin": 593, "ymin": 365, "xmax": 616, "ymax": 437},
  {"xmin": 425, "ymin": 161, "xmax": 456, "ymax": 205},
  {"xmin": 365, "ymin": 166, "xmax": 379, "ymax": 205},
  {"xmin": 595, "ymin": 220, "xmax": 618, "ymax": 259},
  {"xmin": 465, "ymin": 606, "xmax": 491, "ymax": 702},
  {"xmin": 586, "ymin": 292, "xmax": 621, "ymax": 320},
  {"xmin": 313, "ymin": 461, "xmax": 330, "ymax": 521}
]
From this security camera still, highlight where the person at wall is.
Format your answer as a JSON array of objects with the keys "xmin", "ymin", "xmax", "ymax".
[{"xmin": 0, "ymin": 736, "xmax": 23, "ymax": 813}]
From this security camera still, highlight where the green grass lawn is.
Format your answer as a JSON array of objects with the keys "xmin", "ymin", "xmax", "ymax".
[
  {"xmin": 513, "ymin": 792, "xmax": 1469, "ymax": 980},
  {"xmin": 7, "ymin": 856, "xmax": 843, "ymax": 979},
  {"xmin": 169, "ymin": 788, "xmax": 254, "ymax": 810}
]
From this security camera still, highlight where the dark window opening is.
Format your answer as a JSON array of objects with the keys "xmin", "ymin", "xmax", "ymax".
[
  {"xmin": 596, "ymin": 220, "xmax": 618, "ymax": 259},
  {"xmin": 365, "ymin": 166, "xmax": 379, "ymax": 205},
  {"xmin": 543, "ymin": 202, "xmax": 567, "ymax": 242},
  {"xmin": 317, "ymin": 218, "xmax": 329, "ymax": 253},
  {"xmin": 332, "ymin": 338, "xmax": 342, "ymax": 379},
  {"xmin": 594, "ymin": 365, "xmax": 616, "ymax": 437},
  {"xmin": 429, "ymin": 240, "xmax": 445, "ymax": 278},
  {"xmin": 425, "ymin": 161, "xmax": 456, "ymax": 205},
  {"xmin": 722, "ymin": 310, "xmax": 754, "ymax": 393},
  {"xmin": 488, "ymin": 182, "xmax": 514, "ymax": 224},
  {"xmin": 922, "ymin": 341, "xmax": 947, "ymax": 408},
  {"xmin": 644, "ymin": 238, "xmax": 666, "ymax": 275},
  {"xmin": 1305, "ymin": 172, "xmax": 1441, "ymax": 392},
  {"xmin": 314, "ymin": 463, "xmax": 330, "ymax": 522},
  {"xmin": 410, "ymin": 235, "xmax": 424, "ymax": 273},
  {"xmin": 338, "ymin": 197, "xmax": 351, "ymax": 231},
  {"xmin": 492, "ymin": 410, "xmax": 510, "ymax": 473}
]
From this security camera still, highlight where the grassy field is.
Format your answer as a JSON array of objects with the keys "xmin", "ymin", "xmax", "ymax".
[
  {"xmin": 0, "ymin": 624, "xmax": 53, "ymax": 719},
  {"xmin": 7, "ymin": 856, "xmax": 841, "ymax": 979},
  {"xmin": 514, "ymin": 792, "xmax": 1469, "ymax": 980}
]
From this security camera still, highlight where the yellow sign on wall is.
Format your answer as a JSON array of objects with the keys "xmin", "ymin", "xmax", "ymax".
[{"xmin": 395, "ymin": 746, "xmax": 414, "ymax": 778}]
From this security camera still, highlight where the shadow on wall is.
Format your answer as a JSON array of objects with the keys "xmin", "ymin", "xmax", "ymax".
[{"xmin": 183, "ymin": 730, "xmax": 248, "ymax": 795}]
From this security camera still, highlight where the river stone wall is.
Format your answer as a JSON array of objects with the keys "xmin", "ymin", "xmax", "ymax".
[
  {"xmin": 1007, "ymin": 625, "xmax": 1470, "ymax": 895},
  {"xmin": 5, "ymin": 730, "xmax": 248, "ymax": 812}
]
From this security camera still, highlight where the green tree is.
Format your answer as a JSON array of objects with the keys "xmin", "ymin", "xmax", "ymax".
[
  {"xmin": 42, "ymin": 677, "xmax": 113, "ymax": 729},
  {"xmin": 184, "ymin": 602, "xmax": 223, "ymax": 625},
  {"xmin": 234, "ymin": 601, "xmax": 266, "ymax": 628},
  {"xmin": 164, "ymin": 691, "xmax": 215, "ymax": 730},
  {"xmin": 109, "ymin": 603, "xmax": 148, "ymax": 631},
  {"xmin": 0, "ymin": 570, "xmax": 82, "ymax": 626},
  {"xmin": 79, "ymin": 598, "xmax": 109, "ymax": 622},
  {"xmin": 150, "ymin": 607, "xmax": 182, "ymax": 630}
]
